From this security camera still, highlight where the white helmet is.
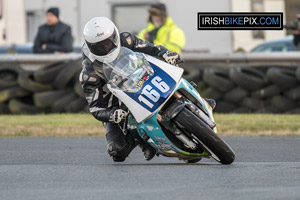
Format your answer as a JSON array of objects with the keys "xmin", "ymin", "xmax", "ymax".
[{"xmin": 83, "ymin": 17, "xmax": 120, "ymax": 63}]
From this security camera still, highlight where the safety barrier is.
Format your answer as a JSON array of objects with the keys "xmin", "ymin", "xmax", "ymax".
[
  {"xmin": 0, "ymin": 56, "xmax": 86, "ymax": 114},
  {"xmin": 183, "ymin": 65, "xmax": 300, "ymax": 113},
  {"xmin": 0, "ymin": 53, "xmax": 300, "ymax": 114}
]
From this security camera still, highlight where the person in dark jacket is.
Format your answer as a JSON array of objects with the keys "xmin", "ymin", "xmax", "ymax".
[
  {"xmin": 80, "ymin": 17, "xmax": 181, "ymax": 162},
  {"xmin": 294, "ymin": 13, "xmax": 300, "ymax": 50},
  {"xmin": 287, "ymin": 12, "xmax": 300, "ymax": 51},
  {"xmin": 33, "ymin": 7, "xmax": 73, "ymax": 53}
]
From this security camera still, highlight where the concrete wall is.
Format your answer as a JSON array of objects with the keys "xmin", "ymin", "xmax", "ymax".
[
  {"xmin": 0, "ymin": 0, "xmax": 26, "ymax": 46},
  {"xmin": 160, "ymin": 0, "xmax": 232, "ymax": 57},
  {"xmin": 264, "ymin": 0, "xmax": 286, "ymax": 40},
  {"xmin": 231, "ymin": 0, "xmax": 286, "ymax": 52},
  {"xmin": 1, "ymin": 0, "xmax": 285, "ymax": 56},
  {"xmin": 25, "ymin": 0, "xmax": 112, "ymax": 47},
  {"xmin": 25, "ymin": 0, "xmax": 232, "ymax": 58}
]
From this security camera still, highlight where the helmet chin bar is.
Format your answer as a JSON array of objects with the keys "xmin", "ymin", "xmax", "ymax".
[{"xmin": 92, "ymin": 44, "xmax": 121, "ymax": 63}]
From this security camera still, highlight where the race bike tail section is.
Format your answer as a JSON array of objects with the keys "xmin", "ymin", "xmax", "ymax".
[{"xmin": 103, "ymin": 47, "xmax": 235, "ymax": 164}]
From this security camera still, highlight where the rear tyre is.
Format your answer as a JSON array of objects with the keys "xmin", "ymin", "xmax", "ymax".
[
  {"xmin": 173, "ymin": 108, "xmax": 235, "ymax": 164},
  {"xmin": 183, "ymin": 158, "xmax": 202, "ymax": 164}
]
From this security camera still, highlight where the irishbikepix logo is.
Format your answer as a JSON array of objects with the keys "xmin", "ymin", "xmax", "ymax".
[{"xmin": 198, "ymin": 12, "xmax": 283, "ymax": 30}]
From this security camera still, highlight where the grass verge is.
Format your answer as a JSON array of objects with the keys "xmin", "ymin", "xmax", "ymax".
[
  {"xmin": 0, "ymin": 113, "xmax": 299, "ymax": 137},
  {"xmin": 0, "ymin": 114, "xmax": 104, "ymax": 137},
  {"xmin": 214, "ymin": 114, "xmax": 300, "ymax": 136}
]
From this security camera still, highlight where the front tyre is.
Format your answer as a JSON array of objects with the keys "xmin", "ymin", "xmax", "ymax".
[{"xmin": 173, "ymin": 108, "xmax": 235, "ymax": 164}]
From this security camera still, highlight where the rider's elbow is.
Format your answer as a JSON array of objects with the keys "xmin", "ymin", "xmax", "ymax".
[{"xmin": 90, "ymin": 107, "xmax": 113, "ymax": 122}]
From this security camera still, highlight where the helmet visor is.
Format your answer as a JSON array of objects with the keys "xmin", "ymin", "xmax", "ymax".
[{"xmin": 86, "ymin": 29, "xmax": 118, "ymax": 56}]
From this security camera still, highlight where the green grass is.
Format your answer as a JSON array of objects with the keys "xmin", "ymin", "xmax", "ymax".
[
  {"xmin": 0, "ymin": 113, "xmax": 299, "ymax": 137},
  {"xmin": 214, "ymin": 114, "xmax": 300, "ymax": 136},
  {"xmin": 0, "ymin": 114, "xmax": 104, "ymax": 137}
]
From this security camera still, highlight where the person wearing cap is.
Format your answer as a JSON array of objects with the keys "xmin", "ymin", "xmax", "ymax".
[
  {"xmin": 33, "ymin": 7, "xmax": 73, "ymax": 53},
  {"xmin": 291, "ymin": 13, "xmax": 300, "ymax": 51},
  {"xmin": 138, "ymin": 2, "xmax": 186, "ymax": 54}
]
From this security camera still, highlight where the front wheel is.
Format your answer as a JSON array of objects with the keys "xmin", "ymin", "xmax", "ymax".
[{"xmin": 173, "ymin": 108, "xmax": 235, "ymax": 164}]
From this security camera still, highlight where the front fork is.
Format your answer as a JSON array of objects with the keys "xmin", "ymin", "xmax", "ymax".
[
  {"xmin": 159, "ymin": 92, "xmax": 216, "ymax": 129},
  {"xmin": 156, "ymin": 92, "xmax": 216, "ymax": 150}
]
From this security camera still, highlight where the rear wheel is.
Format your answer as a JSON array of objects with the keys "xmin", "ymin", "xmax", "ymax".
[
  {"xmin": 173, "ymin": 108, "xmax": 235, "ymax": 164},
  {"xmin": 183, "ymin": 158, "xmax": 202, "ymax": 164}
]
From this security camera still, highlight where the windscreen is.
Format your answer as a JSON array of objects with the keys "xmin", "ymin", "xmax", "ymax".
[{"xmin": 103, "ymin": 47, "xmax": 154, "ymax": 92}]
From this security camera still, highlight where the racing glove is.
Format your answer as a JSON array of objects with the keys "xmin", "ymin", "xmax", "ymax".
[
  {"xmin": 110, "ymin": 109, "xmax": 128, "ymax": 124},
  {"xmin": 159, "ymin": 50, "xmax": 181, "ymax": 65}
]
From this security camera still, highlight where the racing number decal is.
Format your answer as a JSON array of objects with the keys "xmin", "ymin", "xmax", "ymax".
[
  {"xmin": 124, "ymin": 62, "xmax": 176, "ymax": 112},
  {"xmin": 138, "ymin": 76, "xmax": 170, "ymax": 108},
  {"xmin": 138, "ymin": 85, "xmax": 158, "ymax": 108},
  {"xmin": 152, "ymin": 76, "xmax": 170, "ymax": 92},
  {"xmin": 142, "ymin": 85, "xmax": 160, "ymax": 102}
]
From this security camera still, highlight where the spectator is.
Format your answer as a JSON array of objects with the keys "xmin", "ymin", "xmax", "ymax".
[
  {"xmin": 33, "ymin": 7, "xmax": 73, "ymax": 53},
  {"xmin": 291, "ymin": 12, "xmax": 300, "ymax": 51},
  {"xmin": 138, "ymin": 3, "xmax": 185, "ymax": 54}
]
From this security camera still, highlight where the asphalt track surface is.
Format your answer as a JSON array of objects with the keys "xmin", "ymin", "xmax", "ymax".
[{"xmin": 0, "ymin": 137, "xmax": 300, "ymax": 200}]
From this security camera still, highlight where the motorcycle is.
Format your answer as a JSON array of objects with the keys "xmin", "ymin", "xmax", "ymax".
[{"xmin": 103, "ymin": 47, "xmax": 235, "ymax": 164}]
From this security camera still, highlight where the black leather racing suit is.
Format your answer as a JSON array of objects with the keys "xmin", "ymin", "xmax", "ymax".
[
  {"xmin": 80, "ymin": 32, "xmax": 168, "ymax": 122},
  {"xmin": 79, "ymin": 32, "xmax": 168, "ymax": 161}
]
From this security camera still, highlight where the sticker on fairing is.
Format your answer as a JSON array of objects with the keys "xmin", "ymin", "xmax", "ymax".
[{"xmin": 124, "ymin": 62, "xmax": 176, "ymax": 112}]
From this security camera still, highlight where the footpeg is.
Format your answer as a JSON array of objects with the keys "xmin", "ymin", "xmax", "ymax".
[
  {"xmin": 205, "ymin": 98, "xmax": 216, "ymax": 110},
  {"xmin": 190, "ymin": 81, "xmax": 197, "ymax": 87}
]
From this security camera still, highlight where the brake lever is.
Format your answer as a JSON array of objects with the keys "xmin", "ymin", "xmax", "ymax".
[
  {"xmin": 176, "ymin": 59, "xmax": 184, "ymax": 64},
  {"xmin": 175, "ymin": 59, "xmax": 184, "ymax": 67}
]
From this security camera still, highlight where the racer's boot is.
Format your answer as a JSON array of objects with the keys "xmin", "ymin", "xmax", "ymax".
[
  {"xmin": 126, "ymin": 129, "xmax": 156, "ymax": 161},
  {"xmin": 105, "ymin": 123, "xmax": 136, "ymax": 162},
  {"xmin": 205, "ymin": 98, "xmax": 216, "ymax": 110},
  {"xmin": 138, "ymin": 139, "xmax": 156, "ymax": 161}
]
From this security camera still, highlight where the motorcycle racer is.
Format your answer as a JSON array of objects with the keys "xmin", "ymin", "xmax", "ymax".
[{"xmin": 80, "ymin": 17, "xmax": 181, "ymax": 162}]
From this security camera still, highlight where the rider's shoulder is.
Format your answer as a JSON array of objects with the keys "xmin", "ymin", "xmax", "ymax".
[
  {"xmin": 120, "ymin": 32, "xmax": 135, "ymax": 48},
  {"xmin": 81, "ymin": 58, "xmax": 94, "ymax": 73},
  {"xmin": 79, "ymin": 61, "xmax": 100, "ymax": 85},
  {"xmin": 120, "ymin": 31, "xmax": 134, "ymax": 38}
]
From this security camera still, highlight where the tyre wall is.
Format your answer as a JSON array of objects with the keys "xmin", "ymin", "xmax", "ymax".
[
  {"xmin": 1, "ymin": 58, "xmax": 300, "ymax": 114},
  {"xmin": 181, "ymin": 64, "xmax": 300, "ymax": 114},
  {"xmin": 0, "ymin": 59, "xmax": 88, "ymax": 114}
]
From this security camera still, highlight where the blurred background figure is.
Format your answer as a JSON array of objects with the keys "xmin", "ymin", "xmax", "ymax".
[
  {"xmin": 33, "ymin": 7, "xmax": 73, "ymax": 54},
  {"xmin": 292, "ymin": 13, "xmax": 300, "ymax": 50},
  {"xmin": 138, "ymin": 2, "xmax": 185, "ymax": 54},
  {"xmin": 284, "ymin": 12, "xmax": 300, "ymax": 51}
]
